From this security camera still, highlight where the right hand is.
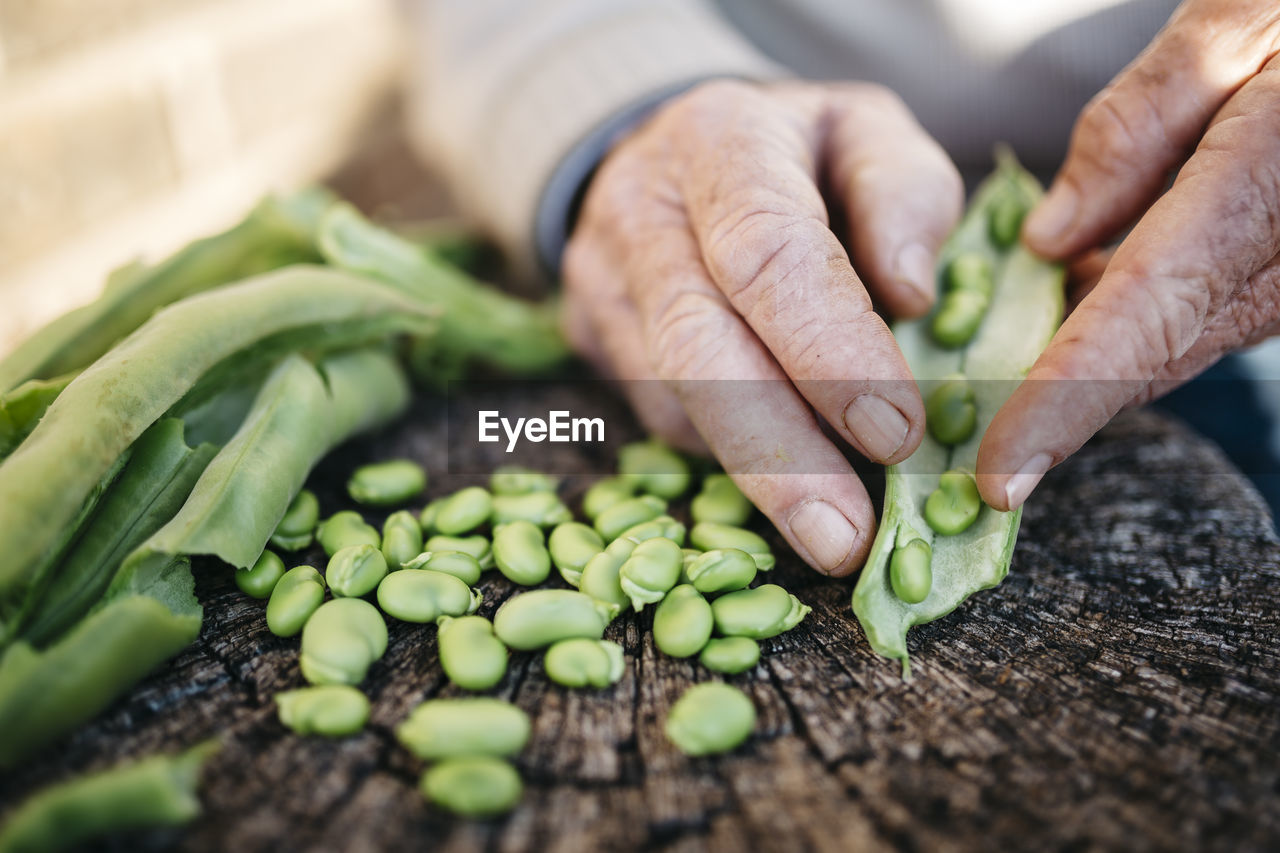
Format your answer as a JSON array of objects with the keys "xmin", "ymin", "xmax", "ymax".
[{"xmin": 561, "ymin": 80, "xmax": 963, "ymax": 576}]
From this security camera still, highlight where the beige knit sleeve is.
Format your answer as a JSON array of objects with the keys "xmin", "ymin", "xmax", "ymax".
[{"xmin": 403, "ymin": 0, "xmax": 783, "ymax": 277}]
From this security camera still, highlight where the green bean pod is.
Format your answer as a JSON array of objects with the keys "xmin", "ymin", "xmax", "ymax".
[
  {"xmin": 690, "ymin": 473, "xmax": 753, "ymax": 526},
  {"xmin": 401, "ymin": 550, "xmax": 483, "ymax": 585},
  {"xmin": 491, "ymin": 491, "xmax": 572, "ymax": 528},
  {"xmin": 424, "ymin": 534, "xmax": 493, "ymax": 569},
  {"xmin": 276, "ymin": 685, "xmax": 370, "ymax": 737},
  {"xmin": 492, "ymin": 520, "xmax": 552, "ymax": 586},
  {"xmin": 266, "ymin": 565, "xmax": 326, "ymax": 638},
  {"xmin": 688, "ymin": 522, "xmax": 775, "ymax": 571},
  {"xmin": 684, "ymin": 548, "xmax": 757, "ymax": 594},
  {"xmin": 326, "ymin": 544, "xmax": 389, "ymax": 598},
  {"xmin": 652, "ymin": 584, "xmax": 714, "ymax": 658},
  {"xmin": 492, "ymin": 590, "xmax": 614, "ymax": 650},
  {"xmin": 665, "ymin": 683, "xmax": 756, "ymax": 756},
  {"xmin": 316, "ymin": 511, "xmax": 381, "ymax": 558},
  {"xmin": 376, "ymin": 569, "xmax": 480, "ymax": 623},
  {"xmin": 270, "ymin": 489, "xmax": 319, "ymax": 552},
  {"xmin": 618, "ymin": 515, "xmax": 686, "ymax": 546},
  {"xmin": 396, "ymin": 697, "xmax": 530, "ymax": 759},
  {"xmin": 543, "ymin": 638, "xmax": 625, "ymax": 688},
  {"xmin": 347, "ymin": 459, "xmax": 427, "ymax": 507},
  {"xmin": 437, "ymin": 615, "xmax": 508, "ymax": 691},
  {"xmin": 698, "ymin": 636, "xmax": 760, "ymax": 674},
  {"xmin": 578, "ymin": 538, "xmax": 636, "ymax": 613},
  {"xmin": 618, "ymin": 537, "xmax": 683, "ymax": 611},
  {"xmin": 381, "ymin": 510, "xmax": 424, "ymax": 568},
  {"xmin": 299, "ymin": 598, "xmax": 387, "ymax": 686},
  {"xmin": 711, "ymin": 584, "xmax": 810, "ymax": 639},
  {"xmin": 547, "ymin": 522, "xmax": 605, "ymax": 588},
  {"xmin": 594, "ymin": 494, "xmax": 666, "ymax": 542},
  {"xmin": 489, "ymin": 465, "xmax": 558, "ymax": 496},
  {"xmin": 420, "ymin": 757, "xmax": 522, "ymax": 818},
  {"xmin": 434, "ymin": 486, "xmax": 493, "ymax": 534},
  {"xmin": 580, "ymin": 476, "xmax": 635, "ymax": 520},
  {"xmin": 617, "ymin": 439, "xmax": 691, "ymax": 498},
  {"xmin": 235, "ymin": 549, "xmax": 286, "ymax": 599}
]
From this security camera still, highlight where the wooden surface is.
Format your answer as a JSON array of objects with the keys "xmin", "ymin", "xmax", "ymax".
[{"xmin": 1, "ymin": 384, "xmax": 1278, "ymax": 852}]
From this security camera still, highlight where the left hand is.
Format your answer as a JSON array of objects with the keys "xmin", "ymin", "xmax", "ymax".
[{"xmin": 977, "ymin": 0, "xmax": 1280, "ymax": 510}]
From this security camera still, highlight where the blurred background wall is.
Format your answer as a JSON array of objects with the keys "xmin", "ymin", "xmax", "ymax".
[{"xmin": 0, "ymin": 0, "xmax": 409, "ymax": 354}]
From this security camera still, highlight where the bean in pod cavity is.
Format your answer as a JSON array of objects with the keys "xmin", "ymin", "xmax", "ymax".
[
  {"xmin": 543, "ymin": 638, "xmax": 625, "ymax": 688},
  {"xmin": 396, "ymin": 697, "xmax": 530, "ymax": 759},
  {"xmin": 690, "ymin": 473, "xmax": 752, "ymax": 526},
  {"xmin": 580, "ymin": 476, "xmax": 635, "ymax": 520},
  {"xmin": 925, "ymin": 376, "xmax": 977, "ymax": 446},
  {"xmin": 316, "ymin": 510, "xmax": 379, "ymax": 557},
  {"xmin": 491, "ymin": 491, "xmax": 572, "ymax": 528},
  {"xmin": 376, "ymin": 569, "xmax": 480, "ymax": 623},
  {"xmin": 434, "ymin": 486, "xmax": 493, "ymax": 535},
  {"xmin": 421, "ymin": 757, "xmax": 522, "ymax": 818},
  {"xmin": 698, "ymin": 636, "xmax": 760, "ymax": 674},
  {"xmin": 683, "ymin": 548, "xmax": 756, "ymax": 594},
  {"xmin": 653, "ymin": 584, "xmax": 713, "ymax": 658},
  {"xmin": 346, "ymin": 459, "xmax": 426, "ymax": 506},
  {"xmin": 381, "ymin": 510, "xmax": 423, "ymax": 568},
  {"xmin": 326, "ymin": 544, "xmax": 388, "ymax": 598},
  {"xmin": 437, "ymin": 615, "xmax": 508, "ymax": 691},
  {"xmin": 235, "ymin": 549, "xmax": 285, "ymax": 599},
  {"xmin": 401, "ymin": 549, "xmax": 483, "ymax": 585},
  {"xmin": 493, "ymin": 589, "xmax": 615, "ymax": 650},
  {"xmin": 931, "ymin": 253, "xmax": 994, "ymax": 348},
  {"xmin": 270, "ymin": 488, "xmax": 319, "ymax": 551},
  {"xmin": 594, "ymin": 494, "xmax": 666, "ymax": 542},
  {"xmin": 665, "ymin": 682, "xmax": 756, "ymax": 756},
  {"xmin": 300, "ymin": 598, "xmax": 387, "ymax": 686},
  {"xmin": 924, "ymin": 469, "xmax": 982, "ymax": 535},
  {"xmin": 890, "ymin": 537, "xmax": 933, "ymax": 604},
  {"xmin": 266, "ymin": 565, "xmax": 326, "ymax": 637},
  {"xmin": 490, "ymin": 465, "xmax": 558, "ymax": 496},
  {"xmin": 492, "ymin": 520, "xmax": 551, "ymax": 586},
  {"xmin": 689, "ymin": 522, "xmax": 775, "ymax": 570},
  {"xmin": 618, "ymin": 536, "xmax": 683, "ymax": 611},
  {"xmin": 617, "ymin": 439, "xmax": 690, "ymax": 498},
  {"xmin": 276, "ymin": 685, "xmax": 369, "ymax": 737},
  {"xmin": 547, "ymin": 522, "xmax": 604, "ymax": 588},
  {"xmin": 711, "ymin": 584, "xmax": 810, "ymax": 639},
  {"xmin": 424, "ymin": 534, "xmax": 493, "ymax": 569}
]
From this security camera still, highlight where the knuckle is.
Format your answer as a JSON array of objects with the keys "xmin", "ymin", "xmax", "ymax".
[
  {"xmin": 647, "ymin": 290, "xmax": 736, "ymax": 380},
  {"xmin": 704, "ymin": 204, "xmax": 826, "ymax": 306},
  {"xmin": 1076, "ymin": 90, "xmax": 1157, "ymax": 173}
]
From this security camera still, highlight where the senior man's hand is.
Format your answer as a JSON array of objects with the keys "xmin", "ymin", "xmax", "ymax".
[
  {"xmin": 561, "ymin": 80, "xmax": 962, "ymax": 575},
  {"xmin": 979, "ymin": 0, "xmax": 1280, "ymax": 510}
]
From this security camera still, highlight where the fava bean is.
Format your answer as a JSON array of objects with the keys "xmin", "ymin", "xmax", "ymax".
[
  {"xmin": 679, "ymin": 548, "xmax": 702, "ymax": 585},
  {"xmin": 316, "ymin": 511, "xmax": 379, "ymax": 557},
  {"xmin": 618, "ymin": 537, "xmax": 683, "ymax": 611},
  {"xmin": 698, "ymin": 636, "xmax": 760, "ymax": 674},
  {"xmin": 491, "ymin": 491, "xmax": 572, "ymax": 527},
  {"xmin": 690, "ymin": 473, "xmax": 752, "ymax": 526},
  {"xmin": 377, "ymin": 569, "xmax": 479, "ymax": 622},
  {"xmin": 417, "ymin": 498, "xmax": 443, "ymax": 533},
  {"xmin": 299, "ymin": 598, "xmax": 387, "ymax": 685},
  {"xmin": 543, "ymin": 638, "xmax": 625, "ymax": 688},
  {"xmin": 578, "ymin": 538, "xmax": 636, "ymax": 613},
  {"xmin": 235, "ymin": 549, "xmax": 285, "ymax": 599},
  {"xmin": 493, "ymin": 589, "xmax": 614, "ymax": 650},
  {"xmin": 266, "ymin": 565, "xmax": 325, "ymax": 637},
  {"xmin": 270, "ymin": 489, "xmax": 319, "ymax": 551},
  {"xmin": 689, "ymin": 522, "xmax": 775, "ymax": 570},
  {"xmin": 381, "ymin": 510, "xmax": 423, "ymax": 568},
  {"xmin": 618, "ymin": 440, "xmax": 690, "ymax": 498},
  {"xmin": 492, "ymin": 520, "xmax": 551, "ymax": 586},
  {"xmin": 619, "ymin": 515, "xmax": 686, "ymax": 546},
  {"xmin": 420, "ymin": 757, "xmax": 522, "ymax": 818},
  {"xmin": 665, "ymin": 682, "xmax": 755, "ymax": 756},
  {"xmin": 924, "ymin": 469, "xmax": 982, "ymax": 535},
  {"xmin": 931, "ymin": 253, "xmax": 994, "ymax": 348},
  {"xmin": 711, "ymin": 584, "xmax": 810, "ymax": 639},
  {"xmin": 326, "ymin": 544, "xmax": 388, "ymax": 598},
  {"xmin": 396, "ymin": 697, "xmax": 530, "ymax": 759},
  {"xmin": 276, "ymin": 685, "xmax": 369, "ymax": 737},
  {"xmin": 437, "ymin": 615, "xmax": 508, "ymax": 690},
  {"xmin": 401, "ymin": 550, "xmax": 482, "ymax": 585},
  {"xmin": 490, "ymin": 465, "xmax": 558, "ymax": 496},
  {"xmin": 653, "ymin": 585, "xmax": 713, "ymax": 658},
  {"xmin": 435, "ymin": 486, "xmax": 493, "ymax": 534},
  {"xmin": 425, "ymin": 534, "xmax": 492, "ymax": 569},
  {"xmin": 595, "ymin": 494, "xmax": 666, "ymax": 542},
  {"xmin": 926, "ymin": 377, "xmax": 977, "ymax": 446},
  {"xmin": 580, "ymin": 476, "xmax": 634, "ymax": 520},
  {"xmin": 890, "ymin": 538, "xmax": 933, "ymax": 604},
  {"xmin": 547, "ymin": 522, "xmax": 604, "ymax": 588},
  {"xmin": 684, "ymin": 548, "xmax": 756, "ymax": 594},
  {"xmin": 347, "ymin": 459, "xmax": 426, "ymax": 506},
  {"xmin": 988, "ymin": 192, "xmax": 1027, "ymax": 248}
]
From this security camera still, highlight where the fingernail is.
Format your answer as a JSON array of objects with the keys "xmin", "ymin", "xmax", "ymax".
[
  {"xmin": 1024, "ymin": 182, "xmax": 1078, "ymax": 245},
  {"xmin": 1004, "ymin": 453, "xmax": 1052, "ymax": 509},
  {"xmin": 789, "ymin": 500, "xmax": 859, "ymax": 574},
  {"xmin": 844, "ymin": 394, "xmax": 909, "ymax": 462},
  {"xmin": 894, "ymin": 243, "xmax": 934, "ymax": 301}
]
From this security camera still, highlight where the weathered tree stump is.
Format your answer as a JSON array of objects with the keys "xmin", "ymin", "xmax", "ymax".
[{"xmin": 2, "ymin": 386, "xmax": 1277, "ymax": 852}]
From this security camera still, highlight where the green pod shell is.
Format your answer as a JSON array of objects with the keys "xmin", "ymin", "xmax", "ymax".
[
  {"xmin": 684, "ymin": 548, "xmax": 757, "ymax": 594},
  {"xmin": 543, "ymin": 638, "xmax": 625, "ymax": 688},
  {"xmin": 618, "ymin": 515, "xmax": 686, "ymax": 546},
  {"xmin": 924, "ymin": 469, "xmax": 982, "ymax": 536},
  {"xmin": 580, "ymin": 476, "xmax": 635, "ymax": 520},
  {"xmin": 376, "ymin": 569, "xmax": 480, "ymax": 622},
  {"xmin": 381, "ymin": 510, "xmax": 424, "ymax": 568},
  {"xmin": 492, "ymin": 520, "xmax": 551, "ymax": 586},
  {"xmin": 547, "ymin": 522, "xmax": 604, "ymax": 588},
  {"xmin": 688, "ymin": 522, "xmax": 775, "ymax": 570},
  {"xmin": 266, "ymin": 565, "xmax": 326, "ymax": 637},
  {"xmin": 690, "ymin": 473, "xmax": 752, "ymax": 526},
  {"xmin": 270, "ymin": 489, "xmax": 319, "ymax": 551},
  {"xmin": 316, "ymin": 511, "xmax": 380, "ymax": 557},
  {"xmin": 925, "ymin": 376, "xmax": 978, "ymax": 446},
  {"xmin": 424, "ymin": 534, "xmax": 493, "ymax": 569},
  {"xmin": 437, "ymin": 615, "xmax": 508, "ymax": 691},
  {"xmin": 652, "ymin": 584, "xmax": 713, "ymax": 658},
  {"xmin": 489, "ymin": 465, "xmax": 558, "ymax": 496},
  {"xmin": 435, "ymin": 486, "xmax": 493, "ymax": 535},
  {"xmin": 665, "ymin": 682, "xmax": 756, "ymax": 756},
  {"xmin": 401, "ymin": 550, "xmax": 483, "ymax": 585},
  {"xmin": 347, "ymin": 459, "xmax": 427, "ymax": 507},
  {"xmin": 235, "ymin": 549, "xmax": 285, "ymax": 599},
  {"xmin": 493, "ymin": 589, "xmax": 614, "ymax": 650},
  {"xmin": 594, "ymin": 494, "xmax": 666, "ymax": 542},
  {"xmin": 711, "ymin": 584, "xmax": 810, "ymax": 639},
  {"xmin": 618, "ymin": 537, "xmax": 683, "ymax": 611},
  {"xmin": 698, "ymin": 636, "xmax": 760, "ymax": 674},
  {"xmin": 617, "ymin": 440, "xmax": 690, "ymax": 499},
  {"xmin": 276, "ymin": 685, "xmax": 369, "ymax": 737},
  {"xmin": 420, "ymin": 757, "xmax": 522, "ymax": 818},
  {"xmin": 325, "ymin": 544, "xmax": 388, "ymax": 598},
  {"xmin": 890, "ymin": 538, "xmax": 933, "ymax": 604},
  {"xmin": 299, "ymin": 598, "xmax": 387, "ymax": 686},
  {"xmin": 491, "ymin": 491, "xmax": 572, "ymax": 528},
  {"xmin": 396, "ymin": 697, "xmax": 530, "ymax": 759},
  {"xmin": 578, "ymin": 537, "xmax": 636, "ymax": 613}
]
